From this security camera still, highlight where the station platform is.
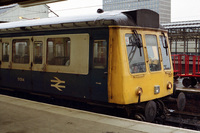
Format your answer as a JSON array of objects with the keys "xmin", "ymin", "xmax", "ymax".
[{"xmin": 0, "ymin": 94, "xmax": 198, "ymax": 133}]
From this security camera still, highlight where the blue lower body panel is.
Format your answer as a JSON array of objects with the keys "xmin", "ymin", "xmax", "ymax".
[{"xmin": 0, "ymin": 69, "xmax": 108, "ymax": 102}]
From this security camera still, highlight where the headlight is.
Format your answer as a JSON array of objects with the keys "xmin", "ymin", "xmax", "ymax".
[{"xmin": 167, "ymin": 82, "xmax": 172, "ymax": 90}]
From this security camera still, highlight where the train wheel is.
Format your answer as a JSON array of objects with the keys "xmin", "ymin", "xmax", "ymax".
[
  {"xmin": 182, "ymin": 78, "xmax": 191, "ymax": 88},
  {"xmin": 177, "ymin": 92, "xmax": 186, "ymax": 111},
  {"xmin": 190, "ymin": 77, "xmax": 197, "ymax": 87},
  {"xmin": 145, "ymin": 101, "xmax": 157, "ymax": 122},
  {"xmin": 197, "ymin": 77, "xmax": 200, "ymax": 83},
  {"xmin": 156, "ymin": 100, "xmax": 168, "ymax": 119}
]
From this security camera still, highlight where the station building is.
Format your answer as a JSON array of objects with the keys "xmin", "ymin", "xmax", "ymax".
[
  {"xmin": 162, "ymin": 21, "xmax": 200, "ymax": 55},
  {"xmin": 103, "ymin": 0, "xmax": 171, "ymax": 23},
  {"xmin": 0, "ymin": 4, "xmax": 49, "ymax": 22}
]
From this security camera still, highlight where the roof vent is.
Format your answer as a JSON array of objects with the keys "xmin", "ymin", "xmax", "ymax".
[
  {"xmin": 97, "ymin": 8, "xmax": 104, "ymax": 14},
  {"xmin": 123, "ymin": 9, "xmax": 159, "ymax": 28}
]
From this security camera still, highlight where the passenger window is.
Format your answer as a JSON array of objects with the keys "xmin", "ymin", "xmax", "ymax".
[
  {"xmin": 2, "ymin": 42, "xmax": 9, "ymax": 62},
  {"xmin": 12, "ymin": 39, "xmax": 30, "ymax": 64},
  {"xmin": 145, "ymin": 35, "xmax": 161, "ymax": 71},
  {"xmin": 47, "ymin": 37, "xmax": 70, "ymax": 66},
  {"xmin": 33, "ymin": 41, "xmax": 43, "ymax": 64},
  {"xmin": 93, "ymin": 40, "xmax": 107, "ymax": 69},
  {"xmin": 125, "ymin": 34, "xmax": 146, "ymax": 74},
  {"xmin": 159, "ymin": 35, "xmax": 171, "ymax": 70}
]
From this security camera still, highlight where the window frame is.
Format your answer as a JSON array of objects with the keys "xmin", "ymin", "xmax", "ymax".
[
  {"xmin": 47, "ymin": 37, "xmax": 71, "ymax": 66},
  {"xmin": 125, "ymin": 33, "xmax": 146, "ymax": 74},
  {"xmin": 2, "ymin": 42, "xmax": 9, "ymax": 62},
  {"xmin": 12, "ymin": 39, "xmax": 30, "ymax": 64},
  {"xmin": 145, "ymin": 34, "xmax": 161, "ymax": 72},
  {"xmin": 1, "ymin": 34, "xmax": 90, "ymax": 74},
  {"xmin": 159, "ymin": 35, "xmax": 171, "ymax": 70},
  {"xmin": 44, "ymin": 34, "xmax": 89, "ymax": 75},
  {"xmin": 33, "ymin": 41, "xmax": 43, "ymax": 64},
  {"xmin": 93, "ymin": 40, "xmax": 107, "ymax": 69}
]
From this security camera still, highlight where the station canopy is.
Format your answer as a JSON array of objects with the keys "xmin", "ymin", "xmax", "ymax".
[
  {"xmin": 162, "ymin": 20, "xmax": 200, "ymax": 40},
  {"xmin": 162, "ymin": 20, "xmax": 200, "ymax": 55},
  {"xmin": 0, "ymin": 0, "xmax": 65, "ymax": 7}
]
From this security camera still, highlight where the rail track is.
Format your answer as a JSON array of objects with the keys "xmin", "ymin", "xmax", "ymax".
[{"xmin": 164, "ymin": 109, "xmax": 200, "ymax": 130}]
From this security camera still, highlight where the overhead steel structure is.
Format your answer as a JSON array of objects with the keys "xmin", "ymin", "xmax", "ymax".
[
  {"xmin": 162, "ymin": 21, "xmax": 200, "ymax": 55},
  {"xmin": 0, "ymin": 0, "xmax": 65, "ymax": 7}
]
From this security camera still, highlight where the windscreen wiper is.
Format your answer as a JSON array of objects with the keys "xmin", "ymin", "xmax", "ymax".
[
  {"xmin": 132, "ymin": 30, "xmax": 143, "ymax": 56},
  {"xmin": 162, "ymin": 32, "xmax": 168, "ymax": 56}
]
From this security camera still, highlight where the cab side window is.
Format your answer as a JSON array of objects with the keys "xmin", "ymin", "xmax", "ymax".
[
  {"xmin": 93, "ymin": 40, "xmax": 107, "ymax": 69},
  {"xmin": 12, "ymin": 39, "xmax": 30, "ymax": 64},
  {"xmin": 47, "ymin": 37, "xmax": 70, "ymax": 66},
  {"xmin": 159, "ymin": 35, "xmax": 171, "ymax": 70},
  {"xmin": 2, "ymin": 42, "xmax": 9, "ymax": 62},
  {"xmin": 33, "ymin": 41, "xmax": 43, "ymax": 64}
]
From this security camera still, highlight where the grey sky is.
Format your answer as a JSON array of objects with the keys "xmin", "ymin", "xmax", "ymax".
[{"xmin": 172, "ymin": 0, "xmax": 200, "ymax": 21}]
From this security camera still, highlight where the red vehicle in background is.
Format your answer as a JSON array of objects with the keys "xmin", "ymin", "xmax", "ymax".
[{"xmin": 172, "ymin": 54, "xmax": 200, "ymax": 87}]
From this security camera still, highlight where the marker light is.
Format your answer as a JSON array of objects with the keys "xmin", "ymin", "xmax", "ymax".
[{"xmin": 167, "ymin": 82, "xmax": 172, "ymax": 90}]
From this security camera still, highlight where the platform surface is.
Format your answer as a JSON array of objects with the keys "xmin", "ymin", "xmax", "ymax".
[{"xmin": 0, "ymin": 94, "xmax": 198, "ymax": 133}]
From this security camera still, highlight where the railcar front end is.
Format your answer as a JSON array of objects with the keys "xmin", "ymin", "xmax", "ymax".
[{"xmin": 108, "ymin": 26, "xmax": 174, "ymax": 105}]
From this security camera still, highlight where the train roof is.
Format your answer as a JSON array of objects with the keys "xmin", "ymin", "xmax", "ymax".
[{"xmin": 0, "ymin": 9, "xmax": 160, "ymax": 34}]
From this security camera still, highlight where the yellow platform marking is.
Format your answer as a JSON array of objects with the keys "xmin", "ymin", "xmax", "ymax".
[{"xmin": 51, "ymin": 77, "xmax": 65, "ymax": 91}]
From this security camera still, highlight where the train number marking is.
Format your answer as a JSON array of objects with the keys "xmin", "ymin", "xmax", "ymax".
[
  {"xmin": 50, "ymin": 77, "xmax": 65, "ymax": 91},
  {"xmin": 17, "ymin": 77, "xmax": 25, "ymax": 82}
]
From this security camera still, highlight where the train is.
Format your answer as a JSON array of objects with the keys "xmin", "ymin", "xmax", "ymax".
[{"xmin": 0, "ymin": 9, "xmax": 185, "ymax": 122}]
